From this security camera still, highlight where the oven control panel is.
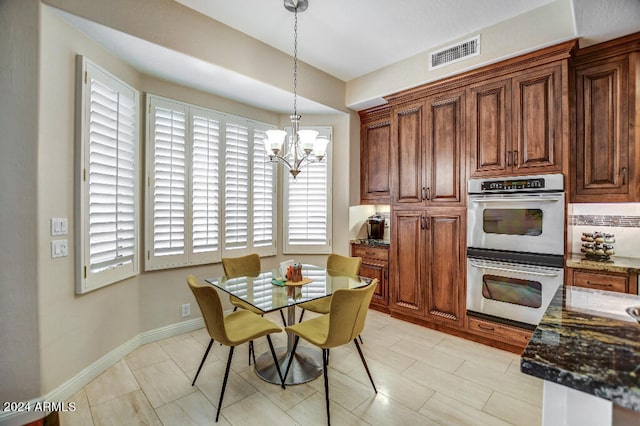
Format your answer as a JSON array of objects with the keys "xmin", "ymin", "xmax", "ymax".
[
  {"xmin": 481, "ymin": 178, "xmax": 545, "ymax": 191},
  {"xmin": 468, "ymin": 174, "xmax": 564, "ymax": 194}
]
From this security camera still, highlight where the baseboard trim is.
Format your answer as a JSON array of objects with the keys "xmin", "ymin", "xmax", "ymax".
[{"xmin": 0, "ymin": 318, "xmax": 204, "ymax": 426}]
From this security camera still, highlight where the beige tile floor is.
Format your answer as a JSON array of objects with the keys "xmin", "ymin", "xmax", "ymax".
[{"xmin": 59, "ymin": 310, "xmax": 542, "ymax": 425}]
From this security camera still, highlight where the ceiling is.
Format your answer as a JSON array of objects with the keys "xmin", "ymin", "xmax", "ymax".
[{"xmin": 56, "ymin": 0, "xmax": 640, "ymax": 113}]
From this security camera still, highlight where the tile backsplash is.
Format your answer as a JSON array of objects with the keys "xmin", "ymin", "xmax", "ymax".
[{"xmin": 568, "ymin": 203, "xmax": 640, "ymax": 258}]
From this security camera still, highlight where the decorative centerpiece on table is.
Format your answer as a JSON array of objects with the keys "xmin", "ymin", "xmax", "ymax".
[{"xmin": 581, "ymin": 231, "xmax": 615, "ymax": 262}]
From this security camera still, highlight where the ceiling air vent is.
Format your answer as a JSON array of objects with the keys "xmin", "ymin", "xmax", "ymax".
[{"xmin": 429, "ymin": 35, "xmax": 480, "ymax": 70}]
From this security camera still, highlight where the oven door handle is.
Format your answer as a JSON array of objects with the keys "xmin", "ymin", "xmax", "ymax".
[
  {"xmin": 470, "ymin": 197, "xmax": 561, "ymax": 203},
  {"xmin": 469, "ymin": 262, "xmax": 559, "ymax": 277}
]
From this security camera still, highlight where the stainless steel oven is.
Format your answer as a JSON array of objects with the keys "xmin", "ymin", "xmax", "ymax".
[
  {"xmin": 467, "ymin": 174, "xmax": 565, "ymax": 256},
  {"xmin": 466, "ymin": 174, "xmax": 565, "ymax": 327}
]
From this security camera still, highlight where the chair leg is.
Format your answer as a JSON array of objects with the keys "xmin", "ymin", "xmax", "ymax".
[
  {"xmin": 192, "ymin": 338, "xmax": 214, "ymax": 386},
  {"xmin": 353, "ymin": 338, "xmax": 377, "ymax": 393},
  {"xmin": 322, "ymin": 348, "xmax": 331, "ymax": 426},
  {"xmin": 298, "ymin": 308, "xmax": 306, "ymax": 323},
  {"xmin": 248, "ymin": 341, "xmax": 254, "ymax": 366},
  {"xmin": 283, "ymin": 335, "xmax": 300, "ymax": 382},
  {"xmin": 266, "ymin": 335, "xmax": 286, "ymax": 389},
  {"xmin": 233, "ymin": 306, "xmax": 238, "ymax": 312},
  {"xmin": 216, "ymin": 346, "xmax": 235, "ymax": 423},
  {"xmin": 358, "ymin": 334, "xmax": 364, "ymax": 345},
  {"xmin": 280, "ymin": 310, "xmax": 287, "ymax": 327}
]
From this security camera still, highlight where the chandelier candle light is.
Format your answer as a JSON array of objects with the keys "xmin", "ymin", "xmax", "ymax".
[{"xmin": 264, "ymin": 0, "xmax": 329, "ymax": 179}]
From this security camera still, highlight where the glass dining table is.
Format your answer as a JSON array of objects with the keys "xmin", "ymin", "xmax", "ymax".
[{"xmin": 205, "ymin": 264, "xmax": 370, "ymax": 385}]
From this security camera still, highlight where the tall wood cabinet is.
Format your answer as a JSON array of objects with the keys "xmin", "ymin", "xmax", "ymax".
[
  {"xmin": 468, "ymin": 63, "xmax": 565, "ymax": 178},
  {"xmin": 392, "ymin": 89, "xmax": 465, "ymax": 206},
  {"xmin": 390, "ymin": 208, "xmax": 466, "ymax": 328},
  {"xmin": 571, "ymin": 33, "xmax": 640, "ymax": 202},
  {"xmin": 359, "ymin": 107, "xmax": 392, "ymax": 204}
]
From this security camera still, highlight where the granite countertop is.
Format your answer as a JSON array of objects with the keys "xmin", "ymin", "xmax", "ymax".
[
  {"xmin": 350, "ymin": 239, "xmax": 390, "ymax": 247},
  {"xmin": 566, "ymin": 253, "xmax": 640, "ymax": 274},
  {"xmin": 521, "ymin": 286, "xmax": 640, "ymax": 412}
]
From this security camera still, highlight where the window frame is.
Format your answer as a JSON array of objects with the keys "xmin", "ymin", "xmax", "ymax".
[{"xmin": 75, "ymin": 56, "xmax": 140, "ymax": 294}]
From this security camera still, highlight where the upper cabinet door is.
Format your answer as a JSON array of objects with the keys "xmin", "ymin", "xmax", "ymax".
[
  {"xmin": 467, "ymin": 77, "xmax": 511, "ymax": 178},
  {"xmin": 392, "ymin": 101, "xmax": 425, "ymax": 205},
  {"xmin": 512, "ymin": 64, "xmax": 563, "ymax": 173},
  {"xmin": 425, "ymin": 89, "xmax": 465, "ymax": 206},
  {"xmin": 574, "ymin": 55, "xmax": 631, "ymax": 201},
  {"xmin": 360, "ymin": 111, "xmax": 392, "ymax": 204}
]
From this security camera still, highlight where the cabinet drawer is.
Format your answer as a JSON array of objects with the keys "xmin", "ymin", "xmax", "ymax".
[
  {"xmin": 467, "ymin": 317, "xmax": 532, "ymax": 347},
  {"xmin": 352, "ymin": 245, "xmax": 389, "ymax": 261},
  {"xmin": 572, "ymin": 271, "xmax": 628, "ymax": 293}
]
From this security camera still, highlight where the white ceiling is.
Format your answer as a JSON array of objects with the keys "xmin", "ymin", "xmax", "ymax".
[{"xmin": 56, "ymin": 0, "xmax": 640, "ymax": 113}]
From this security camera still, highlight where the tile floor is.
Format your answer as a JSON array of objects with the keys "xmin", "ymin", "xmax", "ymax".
[{"xmin": 59, "ymin": 310, "xmax": 542, "ymax": 425}]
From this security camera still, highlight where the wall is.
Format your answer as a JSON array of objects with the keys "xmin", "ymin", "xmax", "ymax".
[
  {"xmin": 345, "ymin": 0, "xmax": 576, "ymax": 110},
  {"xmin": 567, "ymin": 203, "xmax": 640, "ymax": 258},
  {"xmin": 0, "ymin": 0, "xmax": 42, "ymax": 403}
]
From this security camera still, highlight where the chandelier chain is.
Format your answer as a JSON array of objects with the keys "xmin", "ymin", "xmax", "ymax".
[{"xmin": 293, "ymin": 6, "xmax": 298, "ymax": 117}]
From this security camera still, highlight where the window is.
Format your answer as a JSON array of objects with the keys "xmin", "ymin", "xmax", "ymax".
[
  {"xmin": 283, "ymin": 126, "xmax": 332, "ymax": 254},
  {"xmin": 76, "ymin": 56, "xmax": 140, "ymax": 294},
  {"xmin": 145, "ymin": 95, "xmax": 277, "ymax": 270}
]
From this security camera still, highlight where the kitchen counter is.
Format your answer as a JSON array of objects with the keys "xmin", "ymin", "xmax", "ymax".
[
  {"xmin": 521, "ymin": 285, "xmax": 640, "ymax": 424},
  {"xmin": 566, "ymin": 253, "xmax": 640, "ymax": 274}
]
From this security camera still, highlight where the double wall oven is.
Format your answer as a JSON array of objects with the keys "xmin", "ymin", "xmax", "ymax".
[{"xmin": 466, "ymin": 174, "xmax": 565, "ymax": 329}]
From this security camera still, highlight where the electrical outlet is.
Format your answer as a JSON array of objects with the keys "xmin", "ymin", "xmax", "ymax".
[{"xmin": 181, "ymin": 303, "xmax": 190, "ymax": 317}]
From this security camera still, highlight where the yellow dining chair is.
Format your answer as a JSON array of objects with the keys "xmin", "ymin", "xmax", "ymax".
[
  {"xmin": 283, "ymin": 279, "xmax": 378, "ymax": 425},
  {"xmin": 187, "ymin": 275, "xmax": 285, "ymax": 422},
  {"xmin": 222, "ymin": 254, "xmax": 287, "ymax": 364},
  {"xmin": 297, "ymin": 253, "xmax": 362, "ymax": 323}
]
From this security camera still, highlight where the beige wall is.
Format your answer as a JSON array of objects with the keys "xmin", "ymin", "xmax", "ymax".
[
  {"xmin": 345, "ymin": 0, "xmax": 576, "ymax": 109},
  {"xmin": 0, "ymin": 0, "xmax": 42, "ymax": 403}
]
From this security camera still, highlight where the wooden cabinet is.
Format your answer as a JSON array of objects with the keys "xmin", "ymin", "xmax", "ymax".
[
  {"xmin": 392, "ymin": 89, "xmax": 465, "ymax": 207},
  {"xmin": 572, "ymin": 33, "xmax": 640, "ymax": 202},
  {"xmin": 359, "ymin": 107, "xmax": 392, "ymax": 204},
  {"xmin": 351, "ymin": 244, "xmax": 389, "ymax": 311},
  {"xmin": 390, "ymin": 208, "xmax": 466, "ymax": 328},
  {"xmin": 468, "ymin": 63, "xmax": 565, "ymax": 177},
  {"xmin": 567, "ymin": 268, "xmax": 638, "ymax": 294},
  {"xmin": 467, "ymin": 316, "xmax": 532, "ymax": 347}
]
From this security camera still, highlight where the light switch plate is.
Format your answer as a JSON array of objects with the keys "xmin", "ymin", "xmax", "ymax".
[
  {"xmin": 51, "ymin": 218, "xmax": 68, "ymax": 236},
  {"xmin": 51, "ymin": 240, "xmax": 68, "ymax": 258}
]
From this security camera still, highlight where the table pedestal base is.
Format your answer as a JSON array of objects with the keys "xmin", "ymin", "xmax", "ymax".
[{"xmin": 254, "ymin": 346, "xmax": 322, "ymax": 385}]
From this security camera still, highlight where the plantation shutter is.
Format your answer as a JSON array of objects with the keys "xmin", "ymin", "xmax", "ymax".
[
  {"xmin": 252, "ymin": 128, "xmax": 276, "ymax": 248},
  {"xmin": 77, "ymin": 57, "xmax": 139, "ymax": 294},
  {"xmin": 151, "ymin": 105, "xmax": 186, "ymax": 258},
  {"xmin": 192, "ymin": 112, "xmax": 220, "ymax": 255},
  {"xmin": 283, "ymin": 126, "xmax": 332, "ymax": 254},
  {"xmin": 224, "ymin": 123, "xmax": 249, "ymax": 249},
  {"xmin": 87, "ymin": 78, "xmax": 136, "ymax": 272}
]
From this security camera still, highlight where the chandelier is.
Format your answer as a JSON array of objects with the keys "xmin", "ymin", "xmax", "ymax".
[{"xmin": 264, "ymin": 0, "xmax": 329, "ymax": 179}]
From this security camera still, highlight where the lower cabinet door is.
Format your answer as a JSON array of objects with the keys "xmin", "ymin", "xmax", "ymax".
[{"xmin": 390, "ymin": 211, "xmax": 425, "ymax": 316}]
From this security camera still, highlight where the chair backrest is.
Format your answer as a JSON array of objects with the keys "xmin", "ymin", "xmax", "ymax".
[
  {"xmin": 187, "ymin": 275, "xmax": 231, "ymax": 345},
  {"xmin": 324, "ymin": 279, "xmax": 378, "ymax": 348},
  {"xmin": 327, "ymin": 253, "xmax": 362, "ymax": 277},
  {"xmin": 222, "ymin": 253, "xmax": 261, "ymax": 278}
]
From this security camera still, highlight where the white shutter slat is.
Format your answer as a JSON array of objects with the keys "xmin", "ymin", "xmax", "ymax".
[
  {"xmin": 192, "ymin": 114, "xmax": 220, "ymax": 254},
  {"xmin": 224, "ymin": 123, "xmax": 249, "ymax": 249},
  {"xmin": 87, "ymin": 75, "xmax": 137, "ymax": 274},
  {"xmin": 252, "ymin": 128, "xmax": 275, "ymax": 248},
  {"xmin": 152, "ymin": 107, "xmax": 186, "ymax": 256}
]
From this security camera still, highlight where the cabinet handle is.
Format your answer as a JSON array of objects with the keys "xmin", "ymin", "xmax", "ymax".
[
  {"xmin": 513, "ymin": 150, "xmax": 518, "ymax": 166},
  {"xmin": 421, "ymin": 187, "xmax": 426, "ymax": 201},
  {"xmin": 586, "ymin": 281, "xmax": 612, "ymax": 288},
  {"xmin": 621, "ymin": 167, "xmax": 627, "ymax": 185},
  {"xmin": 420, "ymin": 216, "xmax": 426, "ymax": 229},
  {"xmin": 424, "ymin": 216, "xmax": 429, "ymax": 230},
  {"xmin": 478, "ymin": 324, "xmax": 495, "ymax": 331},
  {"xmin": 365, "ymin": 251, "xmax": 376, "ymax": 256},
  {"xmin": 426, "ymin": 187, "xmax": 431, "ymax": 200},
  {"xmin": 506, "ymin": 151, "xmax": 512, "ymax": 167}
]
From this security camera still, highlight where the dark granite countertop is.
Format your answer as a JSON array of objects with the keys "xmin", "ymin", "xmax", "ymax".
[
  {"xmin": 566, "ymin": 253, "xmax": 640, "ymax": 274},
  {"xmin": 521, "ymin": 286, "xmax": 640, "ymax": 412},
  {"xmin": 350, "ymin": 239, "xmax": 390, "ymax": 247}
]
